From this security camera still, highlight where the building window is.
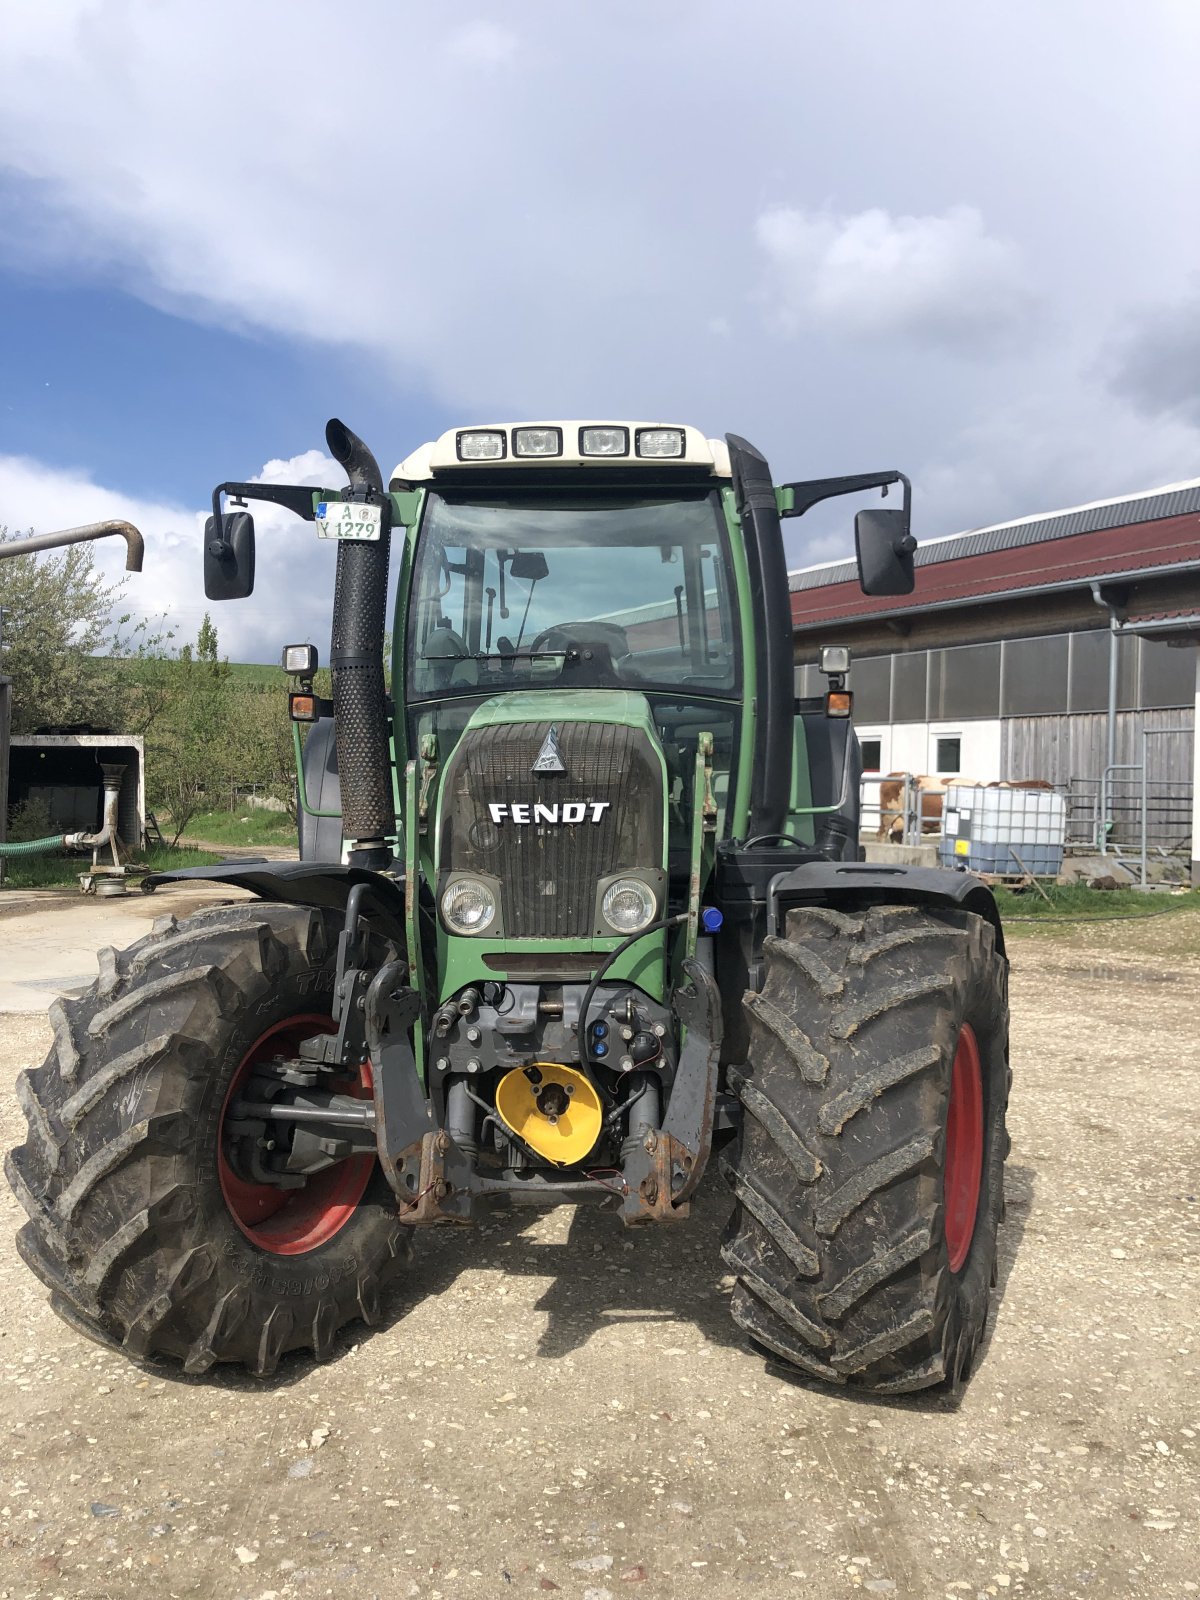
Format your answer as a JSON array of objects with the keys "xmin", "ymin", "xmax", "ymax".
[
  {"xmin": 860, "ymin": 738, "xmax": 882, "ymax": 772},
  {"xmin": 936, "ymin": 736, "xmax": 961, "ymax": 774}
]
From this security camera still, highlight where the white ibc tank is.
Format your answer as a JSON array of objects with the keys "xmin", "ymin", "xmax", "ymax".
[{"xmin": 940, "ymin": 785, "xmax": 1066, "ymax": 875}]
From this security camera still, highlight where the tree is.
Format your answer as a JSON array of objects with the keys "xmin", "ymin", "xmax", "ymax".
[
  {"xmin": 0, "ymin": 527, "xmax": 127, "ymax": 732},
  {"xmin": 143, "ymin": 621, "xmax": 238, "ymax": 845},
  {"xmin": 196, "ymin": 613, "xmax": 219, "ymax": 666}
]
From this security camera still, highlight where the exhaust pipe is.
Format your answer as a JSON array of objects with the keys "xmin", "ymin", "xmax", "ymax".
[{"xmin": 325, "ymin": 418, "xmax": 396, "ymax": 870}]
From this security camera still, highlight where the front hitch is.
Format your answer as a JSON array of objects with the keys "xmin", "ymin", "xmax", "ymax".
[{"xmin": 620, "ymin": 956, "xmax": 723, "ymax": 1224}]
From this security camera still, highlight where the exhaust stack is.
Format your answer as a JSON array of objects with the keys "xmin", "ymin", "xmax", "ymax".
[{"xmin": 325, "ymin": 419, "xmax": 396, "ymax": 869}]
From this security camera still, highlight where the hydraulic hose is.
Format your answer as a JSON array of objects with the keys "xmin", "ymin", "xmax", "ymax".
[
  {"xmin": 325, "ymin": 418, "xmax": 396, "ymax": 870},
  {"xmin": 577, "ymin": 913, "xmax": 689, "ymax": 1070},
  {"xmin": 0, "ymin": 834, "xmax": 67, "ymax": 857}
]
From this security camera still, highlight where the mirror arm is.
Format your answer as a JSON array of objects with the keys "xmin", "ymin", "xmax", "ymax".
[
  {"xmin": 779, "ymin": 471, "xmax": 911, "ymax": 521},
  {"xmin": 208, "ymin": 481, "xmax": 322, "ymax": 553}
]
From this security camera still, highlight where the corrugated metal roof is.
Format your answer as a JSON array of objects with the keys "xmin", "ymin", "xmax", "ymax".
[{"xmin": 789, "ymin": 478, "xmax": 1200, "ymax": 593}]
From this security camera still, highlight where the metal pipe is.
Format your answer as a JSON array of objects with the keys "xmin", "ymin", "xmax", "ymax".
[
  {"xmin": 63, "ymin": 764, "xmax": 123, "ymax": 851},
  {"xmin": 0, "ymin": 521, "xmax": 144, "ymax": 572},
  {"xmin": 1090, "ymin": 583, "xmax": 1122, "ymax": 853},
  {"xmin": 231, "ymin": 1101, "xmax": 377, "ymax": 1128},
  {"xmin": 1140, "ymin": 731, "xmax": 1149, "ymax": 889}
]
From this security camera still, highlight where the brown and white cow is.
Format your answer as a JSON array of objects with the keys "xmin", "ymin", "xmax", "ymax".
[{"xmin": 876, "ymin": 773, "xmax": 958, "ymax": 842}]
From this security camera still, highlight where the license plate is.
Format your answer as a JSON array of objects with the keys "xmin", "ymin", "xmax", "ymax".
[{"xmin": 316, "ymin": 501, "xmax": 382, "ymax": 541}]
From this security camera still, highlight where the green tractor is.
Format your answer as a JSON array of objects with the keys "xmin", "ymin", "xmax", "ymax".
[{"xmin": 7, "ymin": 420, "xmax": 1009, "ymax": 1392}]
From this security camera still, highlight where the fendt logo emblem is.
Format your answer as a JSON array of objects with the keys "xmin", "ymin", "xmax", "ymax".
[
  {"xmin": 531, "ymin": 725, "xmax": 566, "ymax": 774},
  {"xmin": 488, "ymin": 801, "xmax": 611, "ymax": 825}
]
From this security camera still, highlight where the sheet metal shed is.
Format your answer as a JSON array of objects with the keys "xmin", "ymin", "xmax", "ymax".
[{"xmin": 788, "ymin": 478, "xmax": 1200, "ymax": 883}]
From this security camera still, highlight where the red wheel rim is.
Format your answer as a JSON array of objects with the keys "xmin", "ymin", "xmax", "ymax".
[
  {"xmin": 218, "ymin": 1014, "xmax": 375, "ymax": 1256},
  {"xmin": 944, "ymin": 1022, "xmax": 984, "ymax": 1273}
]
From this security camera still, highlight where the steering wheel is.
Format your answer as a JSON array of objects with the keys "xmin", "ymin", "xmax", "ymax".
[
  {"xmin": 530, "ymin": 620, "xmax": 633, "ymax": 656},
  {"xmin": 529, "ymin": 625, "xmax": 572, "ymax": 654}
]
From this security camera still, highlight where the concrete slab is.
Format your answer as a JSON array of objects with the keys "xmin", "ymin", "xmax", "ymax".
[
  {"xmin": 0, "ymin": 881, "xmax": 252, "ymax": 1013},
  {"xmin": 860, "ymin": 840, "xmax": 939, "ymax": 866}
]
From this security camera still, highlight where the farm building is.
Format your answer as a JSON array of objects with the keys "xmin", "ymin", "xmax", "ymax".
[{"xmin": 790, "ymin": 478, "xmax": 1200, "ymax": 884}]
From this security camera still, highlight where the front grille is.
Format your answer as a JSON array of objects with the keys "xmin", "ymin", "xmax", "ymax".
[{"xmin": 440, "ymin": 720, "xmax": 663, "ymax": 938}]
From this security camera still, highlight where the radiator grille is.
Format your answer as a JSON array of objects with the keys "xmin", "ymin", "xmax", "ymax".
[{"xmin": 440, "ymin": 720, "xmax": 662, "ymax": 938}]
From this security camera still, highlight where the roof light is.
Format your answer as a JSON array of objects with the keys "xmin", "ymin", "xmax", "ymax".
[
  {"xmin": 580, "ymin": 426, "xmax": 629, "ymax": 457},
  {"xmin": 457, "ymin": 429, "xmax": 506, "ymax": 461},
  {"xmin": 513, "ymin": 426, "xmax": 562, "ymax": 458},
  {"xmin": 636, "ymin": 427, "xmax": 685, "ymax": 459}
]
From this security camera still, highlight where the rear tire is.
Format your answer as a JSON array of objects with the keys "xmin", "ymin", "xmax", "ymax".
[
  {"xmin": 6, "ymin": 903, "xmax": 412, "ymax": 1375},
  {"xmin": 722, "ymin": 903, "xmax": 1009, "ymax": 1394}
]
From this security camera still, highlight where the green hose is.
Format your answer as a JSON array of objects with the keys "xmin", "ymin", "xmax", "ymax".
[{"xmin": 0, "ymin": 833, "xmax": 68, "ymax": 857}]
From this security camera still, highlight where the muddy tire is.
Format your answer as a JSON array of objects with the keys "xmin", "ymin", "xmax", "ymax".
[
  {"xmin": 6, "ymin": 903, "xmax": 412, "ymax": 1375},
  {"xmin": 722, "ymin": 903, "xmax": 1009, "ymax": 1394}
]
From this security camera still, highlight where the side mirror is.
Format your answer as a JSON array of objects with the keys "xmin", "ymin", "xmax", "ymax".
[
  {"xmin": 854, "ymin": 508, "xmax": 916, "ymax": 596},
  {"xmin": 204, "ymin": 511, "xmax": 256, "ymax": 600},
  {"xmin": 509, "ymin": 550, "xmax": 549, "ymax": 582}
]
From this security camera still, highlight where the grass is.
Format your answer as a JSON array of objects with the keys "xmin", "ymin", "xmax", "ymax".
[
  {"xmin": 993, "ymin": 879, "xmax": 1199, "ymax": 934},
  {"xmin": 179, "ymin": 808, "xmax": 298, "ymax": 849},
  {"xmin": 0, "ymin": 844, "xmax": 219, "ymax": 891}
]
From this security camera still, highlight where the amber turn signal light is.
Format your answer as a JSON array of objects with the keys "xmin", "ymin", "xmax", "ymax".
[
  {"xmin": 825, "ymin": 689, "xmax": 853, "ymax": 717},
  {"xmin": 289, "ymin": 692, "xmax": 318, "ymax": 722}
]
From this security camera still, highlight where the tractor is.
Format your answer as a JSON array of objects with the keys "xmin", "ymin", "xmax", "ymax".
[{"xmin": 7, "ymin": 420, "xmax": 1009, "ymax": 1392}]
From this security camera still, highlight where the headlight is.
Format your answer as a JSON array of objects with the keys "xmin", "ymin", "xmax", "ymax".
[
  {"xmin": 601, "ymin": 878, "xmax": 657, "ymax": 935},
  {"xmin": 441, "ymin": 878, "xmax": 498, "ymax": 934}
]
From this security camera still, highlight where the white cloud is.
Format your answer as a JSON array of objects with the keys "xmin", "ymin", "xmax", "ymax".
[
  {"xmin": 0, "ymin": 451, "xmax": 346, "ymax": 663},
  {"xmin": 915, "ymin": 387, "xmax": 1200, "ymax": 544},
  {"xmin": 1, "ymin": 0, "xmax": 1198, "ymax": 591},
  {"xmin": 1107, "ymin": 281, "xmax": 1200, "ymax": 429},
  {"xmin": 447, "ymin": 21, "xmax": 518, "ymax": 66},
  {"xmin": 755, "ymin": 204, "xmax": 1034, "ymax": 352}
]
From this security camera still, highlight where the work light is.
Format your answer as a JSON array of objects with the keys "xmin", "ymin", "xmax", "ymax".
[
  {"xmin": 513, "ymin": 427, "xmax": 562, "ymax": 457},
  {"xmin": 635, "ymin": 428, "xmax": 685, "ymax": 459},
  {"xmin": 456, "ymin": 430, "xmax": 506, "ymax": 461},
  {"xmin": 580, "ymin": 426, "xmax": 629, "ymax": 457},
  {"xmin": 282, "ymin": 643, "xmax": 318, "ymax": 676}
]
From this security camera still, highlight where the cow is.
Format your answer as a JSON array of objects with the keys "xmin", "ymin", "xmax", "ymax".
[{"xmin": 876, "ymin": 773, "xmax": 955, "ymax": 842}]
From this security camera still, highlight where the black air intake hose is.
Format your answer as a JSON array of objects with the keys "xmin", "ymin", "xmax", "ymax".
[
  {"xmin": 727, "ymin": 435, "xmax": 793, "ymax": 840},
  {"xmin": 325, "ymin": 418, "xmax": 396, "ymax": 869}
]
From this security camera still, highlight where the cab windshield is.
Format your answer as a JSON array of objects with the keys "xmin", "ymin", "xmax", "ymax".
[{"xmin": 406, "ymin": 488, "xmax": 738, "ymax": 700}]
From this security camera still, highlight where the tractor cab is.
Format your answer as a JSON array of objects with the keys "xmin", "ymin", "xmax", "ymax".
[{"xmin": 400, "ymin": 434, "xmax": 745, "ymax": 911}]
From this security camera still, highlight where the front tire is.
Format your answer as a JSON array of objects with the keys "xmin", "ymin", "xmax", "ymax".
[
  {"xmin": 722, "ymin": 903, "xmax": 1009, "ymax": 1394},
  {"xmin": 6, "ymin": 903, "xmax": 412, "ymax": 1375}
]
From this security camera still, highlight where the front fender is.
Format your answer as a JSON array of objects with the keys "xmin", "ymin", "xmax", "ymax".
[
  {"xmin": 767, "ymin": 861, "xmax": 1005, "ymax": 957},
  {"xmin": 142, "ymin": 859, "xmax": 407, "ymax": 945}
]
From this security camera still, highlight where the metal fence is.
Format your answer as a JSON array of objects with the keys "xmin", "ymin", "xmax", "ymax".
[
  {"xmin": 864, "ymin": 761, "xmax": 1192, "ymax": 882},
  {"xmin": 859, "ymin": 772, "xmax": 950, "ymax": 847}
]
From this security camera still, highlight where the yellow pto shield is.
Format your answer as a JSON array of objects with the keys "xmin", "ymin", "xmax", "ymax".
[{"xmin": 495, "ymin": 1063, "xmax": 603, "ymax": 1166}]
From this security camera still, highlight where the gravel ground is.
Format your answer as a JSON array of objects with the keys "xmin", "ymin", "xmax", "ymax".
[{"xmin": 0, "ymin": 902, "xmax": 1196, "ymax": 1600}]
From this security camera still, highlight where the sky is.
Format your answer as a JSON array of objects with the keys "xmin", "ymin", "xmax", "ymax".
[{"xmin": 1, "ymin": 0, "xmax": 1198, "ymax": 662}]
